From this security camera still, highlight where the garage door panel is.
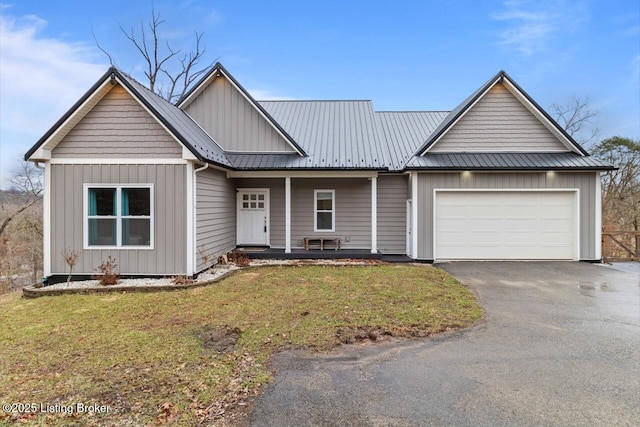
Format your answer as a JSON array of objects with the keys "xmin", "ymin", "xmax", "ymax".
[{"xmin": 435, "ymin": 191, "xmax": 575, "ymax": 260}]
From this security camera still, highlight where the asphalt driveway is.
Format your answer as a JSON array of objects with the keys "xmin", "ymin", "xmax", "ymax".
[{"xmin": 249, "ymin": 262, "xmax": 640, "ymax": 426}]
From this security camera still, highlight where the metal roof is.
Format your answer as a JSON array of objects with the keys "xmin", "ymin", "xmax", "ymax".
[
  {"xmin": 405, "ymin": 152, "xmax": 616, "ymax": 170},
  {"xmin": 258, "ymin": 100, "xmax": 389, "ymax": 169},
  {"xmin": 375, "ymin": 111, "xmax": 449, "ymax": 170}
]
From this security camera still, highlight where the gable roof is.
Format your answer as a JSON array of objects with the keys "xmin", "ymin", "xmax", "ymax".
[
  {"xmin": 26, "ymin": 65, "xmax": 613, "ymax": 172},
  {"xmin": 178, "ymin": 63, "xmax": 307, "ymax": 156},
  {"xmin": 415, "ymin": 70, "xmax": 590, "ymax": 157},
  {"xmin": 25, "ymin": 67, "xmax": 233, "ymax": 168}
]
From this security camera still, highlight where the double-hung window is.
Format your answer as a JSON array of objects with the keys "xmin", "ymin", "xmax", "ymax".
[
  {"xmin": 85, "ymin": 185, "xmax": 153, "ymax": 248},
  {"xmin": 314, "ymin": 189, "xmax": 335, "ymax": 232}
]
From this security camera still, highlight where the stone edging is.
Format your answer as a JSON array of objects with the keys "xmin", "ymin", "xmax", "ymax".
[{"xmin": 21, "ymin": 268, "xmax": 241, "ymax": 299}]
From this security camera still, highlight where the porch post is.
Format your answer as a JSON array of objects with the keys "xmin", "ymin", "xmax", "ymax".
[
  {"xmin": 595, "ymin": 172, "xmax": 602, "ymax": 260},
  {"xmin": 371, "ymin": 176, "xmax": 377, "ymax": 254},
  {"xmin": 285, "ymin": 177, "xmax": 291, "ymax": 253},
  {"xmin": 411, "ymin": 172, "xmax": 419, "ymax": 259}
]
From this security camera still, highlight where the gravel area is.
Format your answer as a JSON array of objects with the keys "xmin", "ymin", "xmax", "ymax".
[{"xmin": 42, "ymin": 259, "xmax": 381, "ymax": 291}]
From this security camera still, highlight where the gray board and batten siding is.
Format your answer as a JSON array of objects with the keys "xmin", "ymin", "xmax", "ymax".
[
  {"xmin": 195, "ymin": 168, "xmax": 237, "ymax": 272},
  {"xmin": 50, "ymin": 164, "xmax": 188, "ymax": 275},
  {"xmin": 52, "ymin": 85, "xmax": 182, "ymax": 159},
  {"xmin": 429, "ymin": 83, "xmax": 569, "ymax": 153},
  {"xmin": 377, "ymin": 175, "xmax": 408, "ymax": 254},
  {"xmin": 183, "ymin": 75, "xmax": 295, "ymax": 153},
  {"xmin": 415, "ymin": 172, "xmax": 599, "ymax": 260}
]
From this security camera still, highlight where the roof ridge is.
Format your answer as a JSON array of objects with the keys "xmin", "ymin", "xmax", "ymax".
[
  {"xmin": 376, "ymin": 110, "xmax": 450, "ymax": 113},
  {"xmin": 257, "ymin": 99, "xmax": 373, "ymax": 103}
]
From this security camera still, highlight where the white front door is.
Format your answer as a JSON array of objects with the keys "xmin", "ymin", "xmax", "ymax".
[{"xmin": 237, "ymin": 189, "xmax": 269, "ymax": 246}]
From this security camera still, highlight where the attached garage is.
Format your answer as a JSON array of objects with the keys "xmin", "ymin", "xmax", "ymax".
[{"xmin": 434, "ymin": 190, "xmax": 578, "ymax": 260}]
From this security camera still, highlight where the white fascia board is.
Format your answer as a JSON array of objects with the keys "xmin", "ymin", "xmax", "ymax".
[
  {"xmin": 32, "ymin": 79, "xmax": 112, "ymax": 157},
  {"xmin": 500, "ymin": 78, "xmax": 582, "ymax": 154},
  {"xmin": 226, "ymin": 170, "xmax": 379, "ymax": 179},
  {"xmin": 50, "ymin": 158, "xmax": 189, "ymax": 164}
]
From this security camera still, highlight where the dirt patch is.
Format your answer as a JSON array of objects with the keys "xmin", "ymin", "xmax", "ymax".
[
  {"xmin": 196, "ymin": 325, "xmax": 242, "ymax": 353},
  {"xmin": 336, "ymin": 327, "xmax": 393, "ymax": 344}
]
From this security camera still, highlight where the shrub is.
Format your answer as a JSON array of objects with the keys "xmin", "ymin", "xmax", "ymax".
[
  {"xmin": 228, "ymin": 250, "xmax": 250, "ymax": 267},
  {"xmin": 96, "ymin": 256, "xmax": 119, "ymax": 286}
]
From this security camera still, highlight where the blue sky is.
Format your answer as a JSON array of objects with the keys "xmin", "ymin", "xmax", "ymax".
[{"xmin": 1, "ymin": 0, "xmax": 638, "ymax": 188}]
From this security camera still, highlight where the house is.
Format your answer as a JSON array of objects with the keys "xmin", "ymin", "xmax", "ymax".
[{"xmin": 25, "ymin": 63, "xmax": 614, "ymax": 281}]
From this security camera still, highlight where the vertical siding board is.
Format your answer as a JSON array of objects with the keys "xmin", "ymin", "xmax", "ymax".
[
  {"xmin": 50, "ymin": 164, "xmax": 187, "ymax": 276},
  {"xmin": 184, "ymin": 76, "xmax": 294, "ymax": 153},
  {"xmin": 416, "ymin": 172, "xmax": 598, "ymax": 260}
]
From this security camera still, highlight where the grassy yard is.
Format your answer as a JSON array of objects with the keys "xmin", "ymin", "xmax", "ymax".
[{"xmin": 0, "ymin": 264, "xmax": 482, "ymax": 426}]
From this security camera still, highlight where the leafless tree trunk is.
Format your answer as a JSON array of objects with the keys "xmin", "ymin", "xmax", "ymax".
[
  {"xmin": 0, "ymin": 161, "xmax": 43, "ymax": 238},
  {"xmin": 94, "ymin": 5, "xmax": 217, "ymax": 103}
]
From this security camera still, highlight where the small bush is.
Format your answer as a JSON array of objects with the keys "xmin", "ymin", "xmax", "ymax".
[
  {"xmin": 228, "ymin": 250, "xmax": 250, "ymax": 267},
  {"xmin": 96, "ymin": 256, "xmax": 119, "ymax": 286},
  {"xmin": 172, "ymin": 275, "xmax": 195, "ymax": 285}
]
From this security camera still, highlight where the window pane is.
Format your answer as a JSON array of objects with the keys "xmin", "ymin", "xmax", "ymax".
[
  {"xmin": 316, "ymin": 192, "xmax": 333, "ymax": 211},
  {"xmin": 88, "ymin": 218, "xmax": 116, "ymax": 245},
  {"xmin": 250, "ymin": 202, "xmax": 256, "ymax": 208},
  {"xmin": 243, "ymin": 194, "xmax": 249, "ymax": 201},
  {"xmin": 243, "ymin": 202, "xmax": 249, "ymax": 209},
  {"xmin": 250, "ymin": 194, "xmax": 257, "ymax": 200},
  {"xmin": 89, "ymin": 188, "xmax": 116, "ymax": 216},
  {"xmin": 258, "ymin": 202, "xmax": 264, "ymax": 209},
  {"xmin": 317, "ymin": 212, "xmax": 333, "ymax": 230},
  {"xmin": 122, "ymin": 219, "xmax": 151, "ymax": 246},
  {"xmin": 258, "ymin": 194, "xmax": 264, "ymax": 201},
  {"xmin": 122, "ymin": 188, "xmax": 150, "ymax": 216}
]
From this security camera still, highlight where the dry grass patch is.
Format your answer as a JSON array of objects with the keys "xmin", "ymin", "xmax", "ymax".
[{"xmin": 0, "ymin": 264, "xmax": 481, "ymax": 425}]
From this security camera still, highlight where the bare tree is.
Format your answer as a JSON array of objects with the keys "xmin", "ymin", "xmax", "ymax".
[
  {"xmin": 550, "ymin": 95, "xmax": 599, "ymax": 147},
  {"xmin": 0, "ymin": 161, "xmax": 43, "ymax": 238},
  {"xmin": 62, "ymin": 248, "xmax": 80, "ymax": 285},
  {"xmin": 94, "ymin": 5, "xmax": 217, "ymax": 103}
]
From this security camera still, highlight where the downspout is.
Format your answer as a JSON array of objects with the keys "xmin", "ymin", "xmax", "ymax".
[{"xmin": 192, "ymin": 163, "xmax": 209, "ymax": 276}]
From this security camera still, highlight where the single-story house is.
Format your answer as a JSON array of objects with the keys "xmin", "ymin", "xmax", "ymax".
[{"xmin": 25, "ymin": 63, "xmax": 614, "ymax": 281}]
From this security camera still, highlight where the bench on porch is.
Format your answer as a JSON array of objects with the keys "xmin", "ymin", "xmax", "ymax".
[{"xmin": 303, "ymin": 237, "xmax": 341, "ymax": 251}]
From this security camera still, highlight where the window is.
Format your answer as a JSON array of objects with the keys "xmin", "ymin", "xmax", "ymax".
[
  {"xmin": 314, "ymin": 190, "xmax": 335, "ymax": 232},
  {"xmin": 241, "ymin": 193, "xmax": 265, "ymax": 210},
  {"xmin": 85, "ymin": 185, "xmax": 153, "ymax": 248}
]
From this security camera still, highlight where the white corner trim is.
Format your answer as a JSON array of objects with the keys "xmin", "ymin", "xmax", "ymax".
[
  {"xmin": 43, "ymin": 163, "xmax": 51, "ymax": 277},
  {"xmin": 595, "ymin": 172, "xmax": 602, "ymax": 260},
  {"xmin": 371, "ymin": 176, "xmax": 377, "ymax": 253},
  {"xmin": 186, "ymin": 162, "xmax": 196, "ymax": 275},
  {"xmin": 411, "ymin": 172, "xmax": 419, "ymax": 259},
  {"xmin": 285, "ymin": 177, "xmax": 292, "ymax": 253}
]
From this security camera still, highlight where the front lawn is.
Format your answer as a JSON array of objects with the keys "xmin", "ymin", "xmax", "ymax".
[{"xmin": 0, "ymin": 264, "xmax": 482, "ymax": 425}]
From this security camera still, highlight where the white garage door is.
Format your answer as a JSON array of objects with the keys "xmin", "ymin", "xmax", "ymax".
[{"xmin": 435, "ymin": 191, "xmax": 576, "ymax": 260}]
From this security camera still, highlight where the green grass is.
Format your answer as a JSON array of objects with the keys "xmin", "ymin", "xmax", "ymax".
[{"xmin": 0, "ymin": 264, "xmax": 482, "ymax": 425}]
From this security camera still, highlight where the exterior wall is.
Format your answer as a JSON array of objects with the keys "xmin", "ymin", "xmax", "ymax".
[
  {"xmin": 431, "ymin": 83, "xmax": 568, "ymax": 153},
  {"xmin": 377, "ymin": 175, "xmax": 408, "ymax": 254},
  {"xmin": 52, "ymin": 85, "xmax": 182, "ymax": 158},
  {"xmin": 416, "ymin": 172, "xmax": 598, "ymax": 260},
  {"xmin": 236, "ymin": 178, "xmax": 372, "ymax": 249},
  {"xmin": 184, "ymin": 76, "xmax": 295, "ymax": 153},
  {"xmin": 50, "ymin": 163, "xmax": 187, "ymax": 275},
  {"xmin": 195, "ymin": 168, "xmax": 237, "ymax": 271}
]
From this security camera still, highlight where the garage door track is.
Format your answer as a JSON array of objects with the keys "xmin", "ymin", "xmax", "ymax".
[{"xmin": 249, "ymin": 262, "xmax": 640, "ymax": 426}]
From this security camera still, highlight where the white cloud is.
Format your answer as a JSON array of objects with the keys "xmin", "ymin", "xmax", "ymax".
[
  {"xmin": 0, "ymin": 13, "xmax": 107, "ymax": 187},
  {"xmin": 493, "ymin": 0, "xmax": 585, "ymax": 56},
  {"xmin": 248, "ymin": 88, "xmax": 296, "ymax": 101}
]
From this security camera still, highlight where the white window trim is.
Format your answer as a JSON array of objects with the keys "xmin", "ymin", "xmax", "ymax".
[
  {"xmin": 314, "ymin": 189, "xmax": 335, "ymax": 232},
  {"xmin": 83, "ymin": 184, "xmax": 155, "ymax": 250}
]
